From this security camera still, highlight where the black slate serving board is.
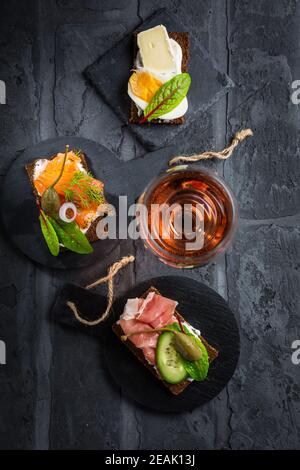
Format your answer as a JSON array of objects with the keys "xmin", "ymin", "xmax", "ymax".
[
  {"xmin": 86, "ymin": 9, "xmax": 234, "ymax": 151},
  {"xmin": 0, "ymin": 137, "xmax": 120, "ymax": 269},
  {"xmin": 52, "ymin": 276, "xmax": 240, "ymax": 412}
]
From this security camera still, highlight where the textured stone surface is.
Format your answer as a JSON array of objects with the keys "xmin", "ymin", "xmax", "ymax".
[
  {"xmin": 227, "ymin": 221, "xmax": 300, "ymax": 449},
  {"xmin": 0, "ymin": 0, "xmax": 299, "ymax": 450}
]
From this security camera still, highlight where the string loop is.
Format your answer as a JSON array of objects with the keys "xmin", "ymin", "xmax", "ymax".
[
  {"xmin": 168, "ymin": 129, "xmax": 253, "ymax": 166},
  {"xmin": 67, "ymin": 255, "xmax": 135, "ymax": 326}
]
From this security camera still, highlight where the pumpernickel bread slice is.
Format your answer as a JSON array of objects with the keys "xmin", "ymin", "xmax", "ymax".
[
  {"xmin": 25, "ymin": 152, "xmax": 105, "ymax": 244},
  {"xmin": 129, "ymin": 32, "xmax": 189, "ymax": 125},
  {"xmin": 112, "ymin": 286, "xmax": 218, "ymax": 396}
]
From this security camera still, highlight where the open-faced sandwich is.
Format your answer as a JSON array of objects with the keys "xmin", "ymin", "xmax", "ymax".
[
  {"xmin": 113, "ymin": 286, "xmax": 218, "ymax": 395},
  {"xmin": 128, "ymin": 24, "xmax": 191, "ymax": 125},
  {"xmin": 25, "ymin": 145, "xmax": 108, "ymax": 256}
]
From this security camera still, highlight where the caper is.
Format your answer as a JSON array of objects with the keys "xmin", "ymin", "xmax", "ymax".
[
  {"xmin": 172, "ymin": 332, "xmax": 202, "ymax": 361},
  {"xmin": 40, "ymin": 144, "xmax": 69, "ymax": 216},
  {"xmin": 41, "ymin": 187, "xmax": 61, "ymax": 215}
]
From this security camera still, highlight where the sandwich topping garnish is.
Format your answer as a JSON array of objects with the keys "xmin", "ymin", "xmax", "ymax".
[
  {"xmin": 59, "ymin": 202, "xmax": 77, "ymax": 223},
  {"xmin": 41, "ymin": 144, "xmax": 69, "ymax": 215},
  {"xmin": 47, "ymin": 216, "xmax": 93, "ymax": 255},
  {"xmin": 63, "ymin": 171, "xmax": 105, "ymax": 208},
  {"xmin": 139, "ymin": 73, "xmax": 191, "ymax": 123},
  {"xmin": 129, "ymin": 71, "xmax": 163, "ymax": 103},
  {"xmin": 128, "ymin": 25, "xmax": 191, "ymax": 122},
  {"xmin": 117, "ymin": 291, "xmax": 211, "ymax": 385},
  {"xmin": 121, "ymin": 326, "xmax": 202, "ymax": 361},
  {"xmin": 32, "ymin": 145, "xmax": 106, "ymax": 256},
  {"xmin": 167, "ymin": 323, "xmax": 209, "ymax": 382},
  {"xmin": 121, "ymin": 323, "xmax": 202, "ymax": 362},
  {"xmin": 121, "ymin": 323, "xmax": 208, "ymax": 383},
  {"xmin": 39, "ymin": 209, "xmax": 60, "ymax": 257}
]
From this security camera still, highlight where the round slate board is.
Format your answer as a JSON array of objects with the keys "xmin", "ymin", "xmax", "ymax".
[
  {"xmin": 0, "ymin": 137, "xmax": 120, "ymax": 269},
  {"xmin": 104, "ymin": 276, "xmax": 240, "ymax": 413}
]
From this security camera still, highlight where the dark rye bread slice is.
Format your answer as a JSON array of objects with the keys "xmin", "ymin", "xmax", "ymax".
[
  {"xmin": 112, "ymin": 286, "xmax": 219, "ymax": 396},
  {"xmin": 129, "ymin": 32, "xmax": 189, "ymax": 125},
  {"xmin": 25, "ymin": 153, "xmax": 105, "ymax": 244}
]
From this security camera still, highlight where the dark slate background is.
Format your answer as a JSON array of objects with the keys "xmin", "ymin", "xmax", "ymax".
[{"xmin": 0, "ymin": 0, "xmax": 299, "ymax": 450}]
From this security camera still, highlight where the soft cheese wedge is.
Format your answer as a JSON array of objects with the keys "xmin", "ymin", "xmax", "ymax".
[{"xmin": 137, "ymin": 25, "xmax": 176, "ymax": 73}]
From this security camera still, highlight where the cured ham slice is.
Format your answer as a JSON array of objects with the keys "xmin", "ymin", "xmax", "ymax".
[
  {"xmin": 118, "ymin": 319, "xmax": 158, "ymax": 349},
  {"xmin": 120, "ymin": 298, "xmax": 140, "ymax": 321},
  {"xmin": 118, "ymin": 294, "xmax": 179, "ymax": 364},
  {"xmin": 166, "ymin": 315, "xmax": 178, "ymax": 325},
  {"xmin": 152, "ymin": 314, "xmax": 178, "ymax": 329},
  {"xmin": 142, "ymin": 347, "xmax": 156, "ymax": 365},
  {"xmin": 137, "ymin": 293, "xmax": 177, "ymax": 325},
  {"xmin": 119, "ymin": 293, "xmax": 155, "ymax": 321}
]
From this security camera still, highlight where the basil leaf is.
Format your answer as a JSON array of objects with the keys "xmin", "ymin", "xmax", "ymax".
[
  {"xmin": 39, "ymin": 210, "xmax": 60, "ymax": 256},
  {"xmin": 49, "ymin": 217, "xmax": 93, "ymax": 255},
  {"xmin": 167, "ymin": 322, "xmax": 209, "ymax": 381},
  {"xmin": 142, "ymin": 73, "xmax": 191, "ymax": 122}
]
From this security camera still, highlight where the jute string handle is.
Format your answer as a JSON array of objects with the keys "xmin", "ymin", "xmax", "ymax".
[
  {"xmin": 67, "ymin": 255, "xmax": 135, "ymax": 326},
  {"xmin": 168, "ymin": 129, "xmax": 253, "ymax": 166}
]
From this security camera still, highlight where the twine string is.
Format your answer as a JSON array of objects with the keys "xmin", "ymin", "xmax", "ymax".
[
  {"xmin": 168, "ymin": 129, "xmax": 253, "ymax": 166},
  {"xmin": 67, "ymin": 255, "xmax": 135, "ymax": 326}
]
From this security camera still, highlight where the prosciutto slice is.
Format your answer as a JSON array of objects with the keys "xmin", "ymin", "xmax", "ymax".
[
  {"xmin": 119, "ymin": 293, "xmax": 155, "ymax": 321},
  {"xmin": 118, "ymin": 319, "xmax": 158, "ymax": 349},
  {"xmin": 118, "ymin": 293, "xmax": 179, "ymax": 363},
  {"xmin": 142, "ymin": 347, "xmax": 156, "ymax": 365},
  {"xmin": 137, "ymin": 293, "xmax": 177, "ymax": 325},
  {"xmin": 152, "ymin": 313, "xmax": 178, "ymax": 329},
  {"xmin": 120, "ymin": 298, "xmax": 140, "ymax": 321}
]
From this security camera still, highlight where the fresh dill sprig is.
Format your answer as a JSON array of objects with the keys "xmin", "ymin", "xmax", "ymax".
[
  {"xmin": 72, "ymin": 148, "xmax": 83, "ymax": 157},
  {"xmin": 62, "ymin": 171, "xmax": 104, "ymax": 207},
  {"xmin": 64, "ymin": 188, "xmax": 75, "ymax": 202}
]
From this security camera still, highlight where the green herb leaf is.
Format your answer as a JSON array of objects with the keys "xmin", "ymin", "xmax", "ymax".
[
  {"xmin": 62, "ymin": 171, "xmax": 104, "ymax": 208},
  {"xmin": 49, "ymin": 217, "xmax": 93, "ymax": 255},
  {"xmin": 72, "ymin": 148, "xmax": 82, "ymax": 157},
  {"xmin": 141, "ymin": 73, "xmax": 191, "ymax": 123},
  {"xmin": 39, "ymin": 210, "xmax": 60, "ymax": 256},
  {"xmin": 167, "ymin": 322, "xmax": 209, "ymax": 381}
]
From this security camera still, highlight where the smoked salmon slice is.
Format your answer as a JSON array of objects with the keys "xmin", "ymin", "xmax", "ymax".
[
  {"xmin": 34, "ymin": 151, "xmax": 105, "ymax": 229},
  {"xmin": 34, "ymin": 151, "xmax": 83, "ymax": 196}
]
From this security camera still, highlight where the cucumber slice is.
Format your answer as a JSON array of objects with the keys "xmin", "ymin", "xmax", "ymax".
[{"xmin": 156, "ymin": 332, "xmax": 188, "ymax": 384}]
